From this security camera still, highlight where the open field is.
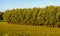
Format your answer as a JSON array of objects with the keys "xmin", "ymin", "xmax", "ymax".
[{"xmin": 0, "ymin": 22, "xmax": 60, "ymax": 36}]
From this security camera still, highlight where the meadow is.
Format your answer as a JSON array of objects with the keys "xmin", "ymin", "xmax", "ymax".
[
  {"xmin": 0, "ymin": 6, "xmax": 60, "ymax": 36},
  {"xmin": 0, "ymin": 22, "xmax": 60, "ymax": 36}
]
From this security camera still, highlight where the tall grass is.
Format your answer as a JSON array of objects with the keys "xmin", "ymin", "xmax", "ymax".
[{"xmin": 0, "ymin": 22, "xmax": 60, "ymax": 36}]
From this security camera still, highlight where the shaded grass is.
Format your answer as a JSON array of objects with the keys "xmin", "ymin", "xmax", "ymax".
[{"xmin": 0, "ymin": 22, "xmax": 60, "ymax": 36}]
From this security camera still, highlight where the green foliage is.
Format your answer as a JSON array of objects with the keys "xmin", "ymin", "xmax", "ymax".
[
  {"xmin": 0, "ymin": 12, "xmax": 3, "ymax": 20},
  {"xmin": 1, "ymin": 6, "xmax": 60, "ymax": 27}
]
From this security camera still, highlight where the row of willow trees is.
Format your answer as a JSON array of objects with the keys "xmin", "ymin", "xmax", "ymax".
[{"xmin": 0, "ymin": 6, "xmax": 60, "ymax": 27}]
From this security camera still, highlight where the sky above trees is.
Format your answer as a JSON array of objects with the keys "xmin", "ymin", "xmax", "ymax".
[{"xmin": 0, "ymin": 0, "xmax": 60, "ymax": 11}]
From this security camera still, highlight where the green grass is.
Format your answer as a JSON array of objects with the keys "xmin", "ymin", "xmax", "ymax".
[{"xmin": 0, "ymin": 22, "xmax": 60, "ymax": 36}]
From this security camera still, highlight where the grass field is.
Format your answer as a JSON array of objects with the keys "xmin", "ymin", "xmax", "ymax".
[{"xmin": 0, "ymin": 22, "xmax": 60, "ymax": 36}]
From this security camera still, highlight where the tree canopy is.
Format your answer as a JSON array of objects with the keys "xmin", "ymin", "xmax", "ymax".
[{"xmin": 0, "ymin": 6, "xmax": 60, "ymax": 27}]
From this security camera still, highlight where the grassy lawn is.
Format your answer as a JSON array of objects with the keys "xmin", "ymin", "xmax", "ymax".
[{"xmin": 0, "ymin": 22, "xmax": 60, "ymax": 36}]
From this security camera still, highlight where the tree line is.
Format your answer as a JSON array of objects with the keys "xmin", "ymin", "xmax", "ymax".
[{"xmin": 0, "ymin": 6, "xmax": 60, "ymax": 27}]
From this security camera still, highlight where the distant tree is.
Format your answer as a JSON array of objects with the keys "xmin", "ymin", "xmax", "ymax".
[
  {"xmin": 0, "ymin": 12, "xmax": 3, "ymax": 20},
  {"xmin": 2, "ymin": 6, "xmax": 60, "ymax": 27}
]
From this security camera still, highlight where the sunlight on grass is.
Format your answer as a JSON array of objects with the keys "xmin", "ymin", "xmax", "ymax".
[{"xmin": 0, "ymin": 22, "xmax": 60, "ymax": 36}]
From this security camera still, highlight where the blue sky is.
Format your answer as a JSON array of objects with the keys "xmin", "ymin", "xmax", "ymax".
[{"xmin": 0, "ymin": 0, "xmax": 60, "ymax": 11}]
